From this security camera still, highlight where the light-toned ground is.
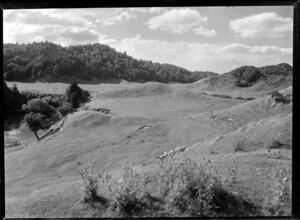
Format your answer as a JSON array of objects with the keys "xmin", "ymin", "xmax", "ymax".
[{"xmin": 5, "ymin": 80, "xmax": 292, "ymax": 217}]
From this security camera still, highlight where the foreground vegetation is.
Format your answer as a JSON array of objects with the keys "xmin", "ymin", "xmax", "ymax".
[{"xmin": 79, "ymin": 155, "xmax": 291, "ymax": 217}]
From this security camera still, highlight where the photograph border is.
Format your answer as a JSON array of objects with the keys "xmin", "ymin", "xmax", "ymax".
[{"xmin": 0, "ymin": 0, "xmax": 299, "ymax": 218}]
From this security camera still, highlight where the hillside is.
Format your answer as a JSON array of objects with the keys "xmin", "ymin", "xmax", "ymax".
[
  {"xmin": 187, "ymin": 63, "xmax": 292, "ymax": 98},
  {"xmin": 3, "ymin": 42, "xmax": 217, "ymax": 84},
  {"xmin": 5, "ymin": 80, "xmax": 292, "ymax": 217}
]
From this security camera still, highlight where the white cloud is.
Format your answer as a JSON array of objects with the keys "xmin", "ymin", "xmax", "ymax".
[
  {"xmin": 193, "ymin": 26, "xmax": 217, "ymax": 37},
  {"xmin": 3, "ymin": 9, "xmax": 107, "ymax": 45},
  {"xmin": 99, "ymin": 11, "xmax": 137, "ymax": 26},
  {"xmin": 222, "ymin": 43, "xmax": 292, "ymax": 54},
  {"xmin": 4, "ymin": 22, "xmax": 107, "ymax": 46},
  {"xmin": 146, "ymin": 8, "xmax": 208, "ymax": 33},
  {"xmin": 128, "ymin": 8, "xmax": 148, "ymax": 13},
  {"xmin": 229, "ymin": 12, "xmax": 292, "ymax": 38},
  {"xmin": 5, "ymin": 9, "xmax": 95, "ymax": 28},
  {"xmin": 104, "ymin": 35, "xmax": 292, "ymax": 73},
  {"xmin": 148, "ymin": 7, "xmax": 166, "ymax": 14}
]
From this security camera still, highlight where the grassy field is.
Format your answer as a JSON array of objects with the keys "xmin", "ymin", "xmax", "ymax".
[{"xmin": 5, "ymin": 80, "xmax": 292, "ymax": 217}]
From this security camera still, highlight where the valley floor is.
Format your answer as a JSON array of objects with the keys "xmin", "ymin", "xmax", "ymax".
[{"xmin": 5, "ymin": 81, "xmax": 292, "ymax": 217}]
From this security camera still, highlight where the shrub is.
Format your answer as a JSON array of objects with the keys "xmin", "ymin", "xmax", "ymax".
[
  {"xmin": 58, "ymin": 103, "xmax": 75, "ymax": 117},
  {"xmin": 65, "ymin": 81, "xmax": 91, "ymax": 108},
  {"xmin": 234, "ymin": 137, "xmax": 247, "ymax": 152},
  {"xmin": 263, "ymin": 167, "xmax": 291, "ymax": 215},
  {"xmin": 70, "ymin": 92, "xmax": 80, "ymax": 108},
  {"xmin": 22, "ymin": 98, "xmax": 55, "ymax": 117},
  {"xmin": 236, "ymin": 80, "xmax": 249, "ymax": 87},
  {"xmin": 24, "ymin": 112, "xmax": 49, "ymax": 140},
  {"xmin": 80, "ymin": 155, "xmax": 259, "ymax": 217},
  {"xmin": 270, "ymin": 91, "xmax": 291, "ymax": 104},
  {"xmin": 243, "ymin": 68, "xmax": 263, "ymax": 84},
  {"xmin": 79, "ymin": 160, "xmax": 108, "ymax": 205},
  {"xmin": 43, "ymin": 96, "xmax": 64, "ymax": 108},
  {"xmin": 108, "ymin": 164, "xmax": 146, "ymax": 216},
  {"xmin": 211, "ymin": 94, "xmax": 232, "ymax": 99},
  {"xmin": 81, "ymin": 89, "xmax": 91, "ymax": 103},
  {"xmin": 65, "ymin": 82, "xmax": 81, "ymax": 101}
]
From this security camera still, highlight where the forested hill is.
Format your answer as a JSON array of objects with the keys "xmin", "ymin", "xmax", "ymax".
[{"xmin": 3, "ymin": 42, "xmax": 217, "ymax": 83}]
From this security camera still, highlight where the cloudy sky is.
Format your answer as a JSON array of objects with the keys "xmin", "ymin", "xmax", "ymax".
[{"xmin": 4, "ymin": 6, "xmax": 293, "ymax": 73}]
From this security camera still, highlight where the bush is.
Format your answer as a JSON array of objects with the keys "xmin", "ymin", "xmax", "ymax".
[
  {"xmin": 65, "ymin": 82, "xmax": 82, "ymax": 102},
  {"xmin": 43, "ymin": 96, "xmax": 64, "ymax": 108},
  {"xmin": 70, "ymin": 92, "xmax": 80, "ymax": 108},
  {"xmin": 22, "ymin": 98, "xmax": 55, "ymax": 117},
  {"xmin": 234, "ymin": 137, "xmax": 247, "ymax": 152},
  {"xmin": 79, "ymin": 160, "xmax": 108, "ymax": 205},
  {"xmin": 81, "ymin": 89, "xmax": 91, "ymax": 103},
  {"xmin": 80, "ymin": 155, "xmax": 259, "ymax": 217},
  {"xmin": 65, "ymin": 81, "xmax": 91, "ymax": 108},
  {"xmin": 263, "ymin": 167, "xmax": 291, "ymax": 215},
  {"xmin": 24, "ymin": 112, "xmax": 49, "ymax": 140},
  {"xmin": 270, "ymin": 91, "xmax": 291, "ymax": 104},
  {"xmin": 236, "ymin": 80, "xmax": 249, "ymax": 87},
  {"xmin": 211, "ymin": 94, "xmax": 232, "ymax": 99},
  {"xmin": 243, "ymin": 68, "xmax": 263, "ymax": 84},
  {"xmin": 108, "ymin": 165, "xmax": 146, "ymax": 216},
  {"xmin": 58, "ymin": 103, "xmax": 75, "ymax": 117}
]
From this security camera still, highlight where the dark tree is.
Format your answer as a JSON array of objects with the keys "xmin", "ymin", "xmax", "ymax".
[
  {"xmin": 24, "ymin": 112, "xmax": 45, "ymax": 140},
  {"xmin": 3, "ymin": 81, "xmax": 24, "ymax": 113},
  {"xmin": 70, "ymin": 92, "xmax": 80, "ymax": 109},
  {"xmin": 65, "ymin": 81, "xmax": 82, "ymax": 102},
  {"xmin": 65, "ymin": 81, "xmax": 90, "ymax": 108}
]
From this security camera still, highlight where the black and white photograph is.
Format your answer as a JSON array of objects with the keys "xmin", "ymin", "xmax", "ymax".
[{"xmin": 3, "ymin": 4, "xmax": 294, "ymax": 217}]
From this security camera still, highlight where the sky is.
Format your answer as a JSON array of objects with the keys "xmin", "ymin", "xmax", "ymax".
[{"xmin": 4, "ymin": 6, "xmax": 293, "ymax": 73}]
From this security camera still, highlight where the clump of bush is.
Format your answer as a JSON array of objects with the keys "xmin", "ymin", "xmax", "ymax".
[
  {"xmin": 236, "ymin": 80, "xmax": 250, "ymax": 87},
  {"xmin": 22, "ymin": 98, "xmax": 55, "ymax": 117},
  {"xmin": 270, "ymin": 90, "xmax": 291, "ymax": 104},
  {"xmin": 79, "ymin": 155, "xmax": 259, "ymax": 217},
  {"xmin": 79, "ymin": 160, "xmax": 108, "ymax": 206},
  {"xmin": 243, "ymin": 67, "xmax": 264, "ymax": 84},
  {"xmin": 235, "ymin": 96, "xmax": 256, "ymax": 101},
  {"xmin": 57, "ymin": 103, "xmax": 75, "ymax": 117},
  {"xmin": 234, "ymin": 66, "xmax": 264, "ymax": 87},
  {"xmin": 263, "ymin": 167, "xmax": 291, "ymax": 215},
  {"xmin": 211, "ymin": 94, "xmax": 232, "ymax": 99},
  {"xmin": 23, "ymin": 112, "xmax": 50, "ymax": 140},
  {"xmin": 234, "ymin": 137, "xmax": 247, "ymax": 152},
  {"xmin": 65, "ymin": 81, "xmax": 91, "ymax": 108}
]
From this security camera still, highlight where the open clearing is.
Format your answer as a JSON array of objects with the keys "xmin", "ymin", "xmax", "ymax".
[{"xmin": 5, "ymin": 80, "xmax": 292, "ymax": 217}]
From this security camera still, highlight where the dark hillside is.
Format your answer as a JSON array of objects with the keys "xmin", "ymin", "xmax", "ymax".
[
  {"xmin": 221, "ymin": 63, "xmax": 292, "ymax": 88},
  {"xmin": 3, "ymin": 42, "xmax": 217, "ymax": 83}
]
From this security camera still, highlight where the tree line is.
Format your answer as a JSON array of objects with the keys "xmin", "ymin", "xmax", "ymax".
[{"xmin": 4, "ymin": 42, "xmax": 217, "ymax": 83}]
